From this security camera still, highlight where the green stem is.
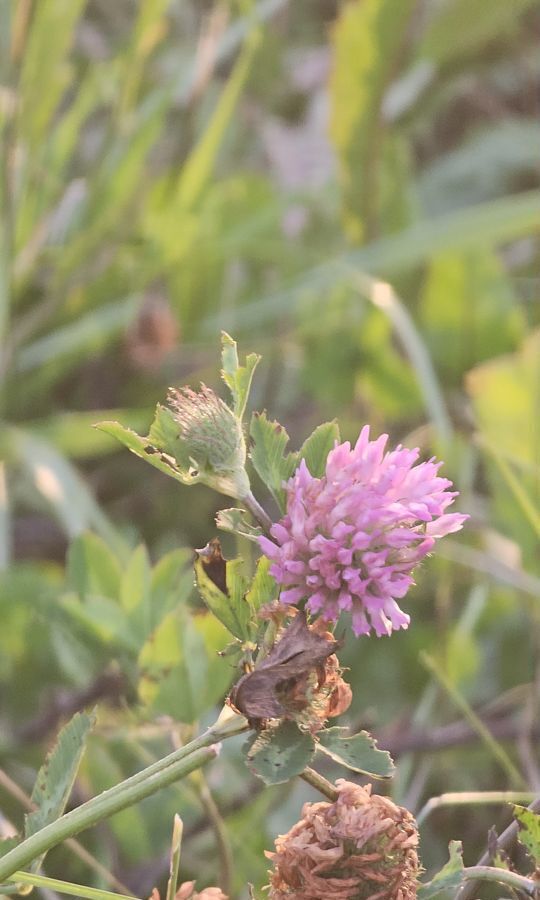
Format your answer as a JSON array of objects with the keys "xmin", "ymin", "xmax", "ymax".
[
  {"xmin": 2, "ymin": 871, "xmax": 139, "ymax": 900},
  {"xmin": 420, "ymin": 652, "xmax": 525, "ymax": 788},
  {"xmin": 190, "ymin": 770, "xmax": 233, "ymax": 896},
  {"xmin": 0, "ymin": 712, "xmax": 249, "ymax": 882},
  {"xmin": 300, "ymin": 767, "xmax": 339, "ymax": 802},
  {"xmin": 463, "ymin": 865, "xmax": 538, "ymax": 897},
  {"xmin": 243, "ymin": 489, "xmax": 273, "ymax": 534},
  {"xmin": 416, "ymin": 791, "xmax": 536, "ymax": 827}
]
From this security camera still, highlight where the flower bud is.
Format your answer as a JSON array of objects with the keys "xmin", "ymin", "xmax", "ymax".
[
  {"xmin": 167, "ymin": 385, "xmax": 250, "ymax": 498},
  {"xmin": 266, "ymin": 780, "xmax": 420, "ymax": 899}
]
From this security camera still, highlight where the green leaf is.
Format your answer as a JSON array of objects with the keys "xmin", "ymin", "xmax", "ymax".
[
  {"xmin": 172, "ymin": 32, "xmax": 260, "ymax": 216},
  {"xmin": 317, "ymin": 727, "xmax": 395, "ymax": 779},
  {"xmin": 27, "ymin": 408, "xmax": 153, "ymax": 460},
  {"xmin": 417, "ymin": 841, "xmax": 464, "ymax": 900},
  {"xmin": 246, "ymin": 721, "xmax": 315, "ymax": 785},
  {"xmin": 25, "ymin": 712, "xmax": 95, "ymax": 870},
  {"xmin": 59, "ymin": 593, "xmax": 137, "ymax": 652},
  {"xmin": 138, "ymin": 608, "xmax": 232, "ymax": 723},
  {"xmin": 210, "ymin": 190, "xmax": 540, "ymax": 333},
  {"xmin": 19, "ymin": 0, "xmax": 86, "ymax": 146},
  {"xmin": 215, "ymin": 507, "xmax": 262, "ymax": 542},
  {"xmin": 514, "ymin": 805, "xmax": 540, "ymax": 864},
  {"xmin": 16, "ymin": 297, "xmax": 142, "ymax": 374},
  {"xmin": 120, "ymin": 545, "xmax": 151, "ymax": 613},
  {"xmin": 0, "ymin": 838, "xmax": 20, "ymax": 859},
  {"xmin": 95, "ymin": 420, "xmax": 193, "ymax": 487},
  {"xmin": 299, "ymin": 422, "xmax": 340, "ymax": 478},
  {"xmin": 420, "ymin": 250, "xmax": 524, "ymax": 382},
  {"xmin": 467, "ymin": 330, "xmax": 540, "ymax": 472},
  {"xmin": 194, "ymin": 552, "xmax": 252, "ymax": 640},
  {"xmin": 150, "ymin": 548, "xmax": 194, "ymax": 620},
  {"xmin": 245, "ymin": 556, "xmax": 278, "ymax": 614},
  {"xmin": 249, "ymin": 411, "xmax": 298, "ymax": 512},
  {"xmin": 221, "ymin": 332, "xmax": 261, "ymax": 421},
  {"xmin": 419, "ymin": 0, "xmax": 537, "ymax": 66},
  {"xmin": 466, "ymin": 330, "xmax": 540, "ymax": 560},
  {"xmin": 67, "ymin": 532, "xmax": 122, "ymax": 600},
  {"xmin": 119, "ymin": 545, "xmax": 153, "ymax": 643},
  {"xmin": 330, "ymin": 0, "xmax": 416, "ymax": 238}
]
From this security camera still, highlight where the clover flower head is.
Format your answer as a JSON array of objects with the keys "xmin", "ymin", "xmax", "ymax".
[
  {"xmin": 259, "ymin": 427, "xmax": 467, "ymax": 637},
  {"xmin": 266, "ymin": 780, "xmax": 420, "ymax": 900}
]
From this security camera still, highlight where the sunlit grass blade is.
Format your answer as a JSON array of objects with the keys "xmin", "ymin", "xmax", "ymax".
[
  {"xmin": 165, "ymin": 815, "xmax": 183, "ymax": 900},
  {"xmin": 420, "ymin": 652, "xmax": 525, "ymax": 788},
  {"xmin": 5, "ymin": 870, "xmax": 140, "ymax": 900},
  {"xmin": 354, "ymin": 274, "xmax": 452, "ymax": 444},
  {"xmin": 205, "ymin": 190, "xmax": 540, "ymax": 331},
  {"xmin": 479, "ymin": 438, "xmax": 540, "ymax": 540},
  {"xmin": 15, "ymin": 296, "xmax": 141, "ymax": 373},
  {"xmin": 12, "ymin": 428, "xmax": 128, "ymax": 559}
]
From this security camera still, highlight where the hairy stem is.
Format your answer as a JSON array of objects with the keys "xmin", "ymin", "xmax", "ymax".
[{"xmin": 0, "ymin": 712, "xmax": 249, "ymax": 882}]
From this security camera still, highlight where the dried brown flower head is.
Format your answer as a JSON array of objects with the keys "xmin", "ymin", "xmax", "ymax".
[{"xmin": 266, "ymin": 780, "xmax": 420, "ymax": 900}]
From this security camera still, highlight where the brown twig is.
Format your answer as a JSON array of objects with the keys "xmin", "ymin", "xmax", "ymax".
[{"xmin": 14, "ymin": 669, "xmax": 127, "ymax": 744}]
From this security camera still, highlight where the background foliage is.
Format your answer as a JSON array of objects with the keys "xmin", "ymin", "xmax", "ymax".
[{"xmin": 0, "ymin": 0, "xmax": 539, "ymax": 896}]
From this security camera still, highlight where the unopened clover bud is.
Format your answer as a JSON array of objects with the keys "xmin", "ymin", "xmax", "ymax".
[
  {"xmin": 167, "ymin": 384, "xmax": 250, "ymax": 499},
  {"xmin": 266, "ymin": 780, "xmax": 420, "ymax": 900}
]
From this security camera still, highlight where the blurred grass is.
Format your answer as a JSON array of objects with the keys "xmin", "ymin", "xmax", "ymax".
[{"xmin": 0, "ymin": 0, "xmax": 539, "ymax": 895}]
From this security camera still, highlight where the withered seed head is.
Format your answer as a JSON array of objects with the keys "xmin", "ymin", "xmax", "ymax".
[{"xmin": 266, "ymin": 780, "xmax": 420, "ymax": 900}]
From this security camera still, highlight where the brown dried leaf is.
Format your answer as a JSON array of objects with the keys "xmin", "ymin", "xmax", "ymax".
[{"xmin": 196, "ymin": 537, "xmax": 228, "ymax": 595}]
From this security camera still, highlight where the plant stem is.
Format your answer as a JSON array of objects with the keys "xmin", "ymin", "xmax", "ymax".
[
  {"xmin": 456, "ymin": 794, "xmax": 540, "ymax": 900},
  {"xmin": 2, "ymin": 871, "xmax": 139, "ymax": 900},
  {"xmin": 416, "ymin": 791, "xmax": 536, "ymax": 827},
  {"xmin": 300, "ymin": 767, "xmax": 339, "ymax": 802},
  {"xmin": 165, "ymin": 815, "xmax": 183, "ymax": 900},
  {"xmin": 190, "ymin": 771, "xmax": 233, "ymax": 895},
  {"xmin": 463, "ymin": 866, "xmax": 538, "ymax": 897},
  {"xmin": 0, "ymin": 712, "xmax": 249, "ymax": 882},
  {"xmin": 420, "ymin": 652, "xmax": 525, "ymax": 788},
  {"xmin": 0, "ymin": 767, "xmax": 133, "ymax": 894},
  {"xmin": 243, "ymin": 490, "xmax": 273, "ymax": 534}
]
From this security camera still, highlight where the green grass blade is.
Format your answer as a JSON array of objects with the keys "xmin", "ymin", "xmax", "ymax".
[{"xmin": 205, "ymin": 190, "xmax": 540, "ymax": 331}]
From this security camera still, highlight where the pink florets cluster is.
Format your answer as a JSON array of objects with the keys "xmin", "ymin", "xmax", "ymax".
[{"xmin": 259, "ymin": 427, "xmax": 467, "ymax": 638}]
